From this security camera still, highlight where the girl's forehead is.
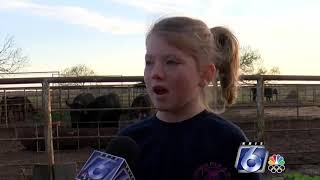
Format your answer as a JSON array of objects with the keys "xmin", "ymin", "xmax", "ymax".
[{"xmin": 146, "ymin": 35, "xmax": 187, "ymax": 56}]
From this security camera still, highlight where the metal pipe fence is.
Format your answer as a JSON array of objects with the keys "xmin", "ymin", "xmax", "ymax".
[{"xmin": 0, "ymin": 75, "xmax": 319, "ymax": 178}]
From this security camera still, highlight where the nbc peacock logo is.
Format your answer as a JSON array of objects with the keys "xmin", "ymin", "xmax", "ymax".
[{"xmin": 267, "ymin": 154, "xmax": 286, "ymax": 174}]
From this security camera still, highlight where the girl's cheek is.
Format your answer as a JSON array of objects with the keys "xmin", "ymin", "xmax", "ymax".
[{"xmin": 163, "ymin": 66, "xmax": 176, "ymax": 75}]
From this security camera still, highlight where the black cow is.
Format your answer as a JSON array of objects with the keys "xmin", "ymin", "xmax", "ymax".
[
  {"xmin": 87, "ymin": 92, "xmax": 121, "ymax": 128},
  {"xmin": 0, "ymin": 96, "xmax": 35, "ymax": 123},
  {"xmin": 251, "ymin": 87, "xmax": 278, "ymax": 102},
  {"xmin": 128, "ymin": 94, "xmax": 152, "ymax": 120},
  {"xmin": 66, "ymin": 93, "xmax": 95, "ymax": 128}
]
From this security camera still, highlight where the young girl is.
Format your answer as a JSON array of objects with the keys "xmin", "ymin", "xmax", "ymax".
[{"xmin": 119, "ymin": 16, "xmax": 261, "ymax": 180}]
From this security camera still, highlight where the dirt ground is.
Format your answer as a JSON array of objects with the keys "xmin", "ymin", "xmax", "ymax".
[{"xmin": 0, "ymin": 106, "xmax": 319, "ymax": 179}]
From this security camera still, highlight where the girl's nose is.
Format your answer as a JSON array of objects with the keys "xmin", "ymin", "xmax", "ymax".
[{"xmin": 151, "ymin": 63, "xmax": 165, "ymax": 80}]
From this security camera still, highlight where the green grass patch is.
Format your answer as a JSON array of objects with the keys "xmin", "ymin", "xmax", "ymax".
[{"xmin": 283, "ymin": 172, "xmax": 320, "ymax": 180}]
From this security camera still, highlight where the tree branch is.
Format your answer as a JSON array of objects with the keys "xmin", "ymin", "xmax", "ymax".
[{"xmin": 0, "ymin": 35, "xmax": 27, "ymax": 75}]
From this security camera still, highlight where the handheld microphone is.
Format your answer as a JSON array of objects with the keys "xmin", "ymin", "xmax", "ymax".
[{"xmin": 75, "ymin": 136, "xmax": 140, "ymax": 180}]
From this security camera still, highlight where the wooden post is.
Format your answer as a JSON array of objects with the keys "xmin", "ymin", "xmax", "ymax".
[
  {"xmin": 256, "ymin": 77, "xmax": 265, "ymax": 142},
  {"xmin": 241, "ymin": 88, "xmax": 244, "ymax": 104},
  {"xmin": 304, "ymin": 87, "xmax": 307, "ymax": 102},
  {"xmin": 4, "ymin": 90, "xmax": 8, "ymax": 128},
  {"xmin": 58, "ymin": 89, "xmax": 62, "ymax": 151},
  {"xmin": 36, "ymin": 89, "xmax": 39, "ymax": 111},
  {"xmin": 128, "ymin": 87, "xmax": 131, "ymax": 107},
  {"xmin": 296, "ymin": 86, "xmax": 299, "ymax": 119},
  {"xmin": 67, "ymin": 89, "xmax": 70, "ymax": 101},
  {"xmin": 24, "ymin": 89, "xmax": 27, "ymax": 122},
  {"xmin": 36, "ymin": 121, "xmax": 39, "ymax": 152},
  {"xmin": 59, "ymin": 89, "xmax": 62, "ymax": 121},
  {"xmin": 42, "ymin": 80, "xmax": 54, "ymax": 180},
  {"xmin": 313, "ymin": 86, "xmax": 315, "ymax": 104}
]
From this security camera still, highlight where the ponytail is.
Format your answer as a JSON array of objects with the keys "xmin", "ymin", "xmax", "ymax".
[{"xmin": 210, "ymin": 27, "xmax": 240, "ymax": 105}]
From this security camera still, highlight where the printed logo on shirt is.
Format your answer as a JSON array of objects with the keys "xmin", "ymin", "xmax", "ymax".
[{"xmin": 192, "ymin": 162, "xmax": 231, "ymax": 180}]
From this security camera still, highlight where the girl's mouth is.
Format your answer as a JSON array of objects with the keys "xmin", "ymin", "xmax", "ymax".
[{"xmin": 152, "ymin": 86, "xmax": 169, "ymax": 95}]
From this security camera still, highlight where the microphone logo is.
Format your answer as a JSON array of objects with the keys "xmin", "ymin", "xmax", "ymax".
[
  {"xmin": 75, "ymin": 150, "xmax": 135, "ymax": 180},
  {"xmin": 234, "ymin": 142, "xmax": 268, "ymax": 173}
]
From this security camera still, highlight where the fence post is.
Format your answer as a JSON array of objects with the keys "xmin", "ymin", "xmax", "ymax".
[
  {"xmin": 42, "ymin": 80, "xmax": 55, "ymax": 180},
  {"xmin": 256, "ymin": 77, "xmax": 265, "ymax": 142},
  {"xmin": 313, "ymin": 86, "xmax": 315, "ymax": 104},
  {"xmin": 58, "ymin": 88, "xmax": 62, "ymax": 151},
  {"xmin": 36, "ymin": 89, "xmax": 39, "ymax": 111},
  {"xmin": 4, "ymin": 89, "xmax": 8, "ymax": 128},
  {"xmin": 24, "ymin": 89, "xmax": 27, "ymax": 122}
]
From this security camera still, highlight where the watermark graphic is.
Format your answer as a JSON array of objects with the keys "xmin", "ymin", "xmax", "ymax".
[
  {"xmin": 235, "ymin": 142, "xmax": 268, "ymax": 173},
  {"xmin": 267, "ymin": 154, "xmax": 285, "ymax": 174}
]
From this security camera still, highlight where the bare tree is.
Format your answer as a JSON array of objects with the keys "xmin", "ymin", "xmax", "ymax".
[
  {"xmin": 62, "ymin": 64, "xmax": 95, "ymax": 77},
  {"xmin": 61, "ymin": 64, "xmax": 95, "ymax": 86},
  {"xmin": 0, "ymin": 35, "xmax": 28, "ymax": 75},
  {"xmin": 269, "ymin": 66, "xmax": 280, "ymax": 75}
]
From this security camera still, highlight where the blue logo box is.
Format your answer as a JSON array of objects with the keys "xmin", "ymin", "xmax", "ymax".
[
  {"xmin": 75, "ymin": 150, "xmax": 125, "ymax": 180},
  {"xmin": 235, "ymin": 142, "xmax": 268, "ymax": 173}
]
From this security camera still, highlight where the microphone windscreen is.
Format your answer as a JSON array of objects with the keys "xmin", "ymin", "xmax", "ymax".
[{"xmin": 106, "ymin": 136, "xmax": 140, "ymax": 169}]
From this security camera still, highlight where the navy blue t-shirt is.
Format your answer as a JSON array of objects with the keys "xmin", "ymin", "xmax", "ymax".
[{"xmin": 119, "ymin": 110, "xmax": 262, "ymax": 180}]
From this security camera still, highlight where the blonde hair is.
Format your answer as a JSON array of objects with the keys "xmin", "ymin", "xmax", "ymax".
[{"xmin": 147, "ymin": 17, "xmax": 240, "ymax": 113}]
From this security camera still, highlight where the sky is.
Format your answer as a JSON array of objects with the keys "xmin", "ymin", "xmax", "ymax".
[{"xmin": 0, "ymin": 0, "xmax": 319, "ymax": 76}]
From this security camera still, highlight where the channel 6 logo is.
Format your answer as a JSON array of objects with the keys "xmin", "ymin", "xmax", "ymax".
[{"xmin": 234, "ymin": 142, "xmax": 268, "ymax": 173}]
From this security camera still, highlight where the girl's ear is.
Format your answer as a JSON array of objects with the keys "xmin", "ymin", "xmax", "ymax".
[{"xmin": 199, "ymin": 64, "xmax": 216, "ymax": 87}]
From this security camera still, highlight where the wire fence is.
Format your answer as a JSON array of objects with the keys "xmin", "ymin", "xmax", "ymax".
[{"xmin": 0, "ymin": 75, "xmax": 319, "ymax": 179}]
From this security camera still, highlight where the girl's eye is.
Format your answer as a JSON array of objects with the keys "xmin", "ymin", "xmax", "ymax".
[
  {"xmin": 145, "ymin": 55, "xmax": 154, "ymax": 66},
  {"xmin": 166, "ymin": 56, "xmax": 179, "ymax": 65},
  {"xmin": 167, "ymin": 60, "xmax": 178, "ymax": 64},
  {"xmin": 145, "ymin": 60, "xmax": 152, "ymax": 66}
]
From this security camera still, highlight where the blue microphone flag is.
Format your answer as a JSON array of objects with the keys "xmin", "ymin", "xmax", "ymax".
[{"xmin": 75, "ymin": 150, "xmax": 135, "ymax": 180}]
